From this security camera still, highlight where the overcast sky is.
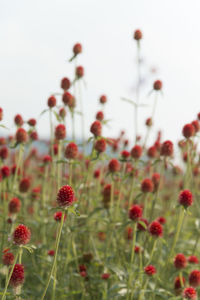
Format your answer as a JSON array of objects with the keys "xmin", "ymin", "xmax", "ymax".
[{"xmin": 1, "ymin": 0, "xmax": 200, "ymax": 148}]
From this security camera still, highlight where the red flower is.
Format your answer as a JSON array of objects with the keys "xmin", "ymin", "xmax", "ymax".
[
  {"xmin": 2, "ymin": 252, "xmax": 14, "ymax": 266},
  {"xmin": 54, "ymin": 211, "xmax": 66, "ymax": 222},
  {"xmin": 48, "ymin": 250, "xmax": 55, "ymax": 256},
  {"xmin": 79, "ymin": 265, "xmax": 86, "ymax": 272},
  {"xmin": 141, "ymin": 178, "xmax": 154, "ymax": 193},
  {"xmin": 149, "ymin": 221, "xmax": 163, "ymax": 237},
  {"xmin": 129, "ymin": 205, "xmax": 143, "ymax": 221},
  {"xmin": 151, "ymin": 173, "xmax": 160, "ymax": 191},
  {"xmin": 99, "ymin": 95, "xmax": 107, "ymax": 104},
  {"xmin": 43, "ymin": 155, "xmax": 52, "ymax": 164},
  {"xmin": 73, "ymin": 43, "xmax": 82, "ymax": 55},
  {"xmin": 9, "ymin": 197, "xmax": 21, "ymax": 214},
  {"xmin": 9, "ymin": 264, "xmax": 25, "ymax": 287},
  {"xmin": 90, "ymin": 121, "xmax": 102, "ymax": 136},
  {"xmin": 30, "ymin": 131, "xmax": 38, "ymax": 141},
  {"xmin": 47, "ymin": 96, "xmax": 56, "ymax": 108},
  {"xmin": 53, "ymin": 144, "xmax": 58, "ymax": 155},
  {"xmin": 108, "ymin": 159, "xmax": 120, "ymax": 172},
  {"xmin": 179, "ymin": 190, "xmax": 193, "ymax": 208},
  {"xmin": 134, "ymin": 29, "xmax": 142, "ymax": 41},
  {"xmin": 62, "ymin": 92, "xmax": 74, "ymax": 107},
  {"xmin": 0, "ymin": 146, "xmax": 8, "ymax": 160},
  {"xmin": 59, "ymin": 107, "xmax": 66, "ymax": 119},
  {"xmin": 19, "ymin": 178, "xmax": 30, "ymax": 193},
  {"xmin": 13, "ymin": 224, "xmax": 31, "ymax": 245},
  {"xmin": 131, "ymin": 145, "xmax": 142, "ymax": 159},
  {"xmin": 76, "ymin": 66, "xmax": 84, "ymax": 78},
  {"xmin": 144, "ymin": 265, "xmax": 156, "ymax": 276},
  {"xmin": 0, "ymin": 108, "xmax": 3, "ymax": 121},
  {"xmin": 61, "ymin": 77, "xmax": 71, "ymax": 90},
  {"xmin": 137, "ymin": 218, "xmax": 148, "ymax": 231},
  {"xmin": 174, "ymin": 275, "xmax": 186, "ymax": 290},
  {"xmin": 14, "ymin": 114, "xmax": 24, "ymax": 126},
  {"xmin": 101, "ymin": 273, "xmax": 110, "ymax": 280},
  {"xmin": 93, "ymin": 169, "xmax": 100, "ymax": 179},
  {"xmin": 147, "ymin": 146, "xmax": 157, "ymax": 158},
  {"xmin": 55, "ymin": 124, "xmax": 66, "ymax": 140},
  {"xmin": 188, "ymin": 256, "xmax": 199, "ymax": 264},
  {"xmin": 191, "ymin": 120, "xmax": 199, "ymax": 133},
  {"xmin": 95, "ymin": 139, "xmax": 106, "ymax": 153},
  {"xmin": 160, "ymin": 140, "xmax": 173, "ymax": 156},
  {"xmin": 28, "ymin": 118, "xmax": 36, "ymax": 127},
  {"xmin": 174, "ymin": 253, "xmax": 187, "ymax": 269},
  {"xmin": 121, "ymin": 150, "xmax": 130, "ymax": 159},
  {"xmin": 125, "ymin": 226, "xmax": 133, "ymax": 240},
  {"xmin": 57, "ymin": 185, "xmax": 75, "ymax": 207},
  {"xmin": 96, "ymin": 111, "xmax": 104, "ymax": 121},
  {"xmin": 156, "ymin": 216, "xmax": 166, "ymax": 225},
  {"xmin": 153, "ymin": 80, "xmax": 162, "ymax": 91},
  {"xmin": 16, "ymin": 128, "xmax": 28, "ymax": 143},
  {"xmin": 146, "ymin": 117, "xmax": 152, "ymax": 127},
  {"xmin": 183, "ymin": 287, "xmax": 197, "ymax": 299},
  {"xmin": 182, "ymin": 124, "xmax": 195, "ymax": 139},
  {"xmin": 1, "ymin": 165, "xmax": 10, "ymax": 178},
  {"xmin": 65, "ymin": 143, "xmax": 78, "ymax": 159},
  {"xmin": 189, "ymin": 270, "xmax": 200, "ymax": 287}
]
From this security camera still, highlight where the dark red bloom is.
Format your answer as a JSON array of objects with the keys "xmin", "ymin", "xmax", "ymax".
[
  {"xmin": 182, "ymin": 124, "xmax": 195, "ymax": 139},
  {"xmin": 108, "ymin": 158, "xmax": 120, "ymax": 172},
  {"xmin": 14, "ymin": 114, "xmax": 24, "ymax": 126},
  {"xmin": 54, "ymin": 211, "xmax": 66, "ymax": 222},
  {"xmin": 189, "ymin": 270, "xmax": 200, "ymax": 287},
  {"xmin": 19, "ymin": 178, "xmax": 30, "ymax": 193},
  {"xmin": 131, "ymin": 145, "xmax": 142, "ymax": 159},
  {"xmin": 9, "ymin": 197, "xmax": 21, "ymax": 214},
  {"xmin": 125, "ymin": 227, "xmax": 133, "ymax": 240},
  {"xmin": 129, "ymin": 205, "xmax": 143, "ymax": 221},
  {"xmin": 0, "ymin": 108, "xmax": 3, "ymax": 121},
  {"xmin": 101, "ymin": 273, "xmax": 110, "ymax": 280},
  {"xmin": 96, "ymin": 111, "xmax": 104, "ymax": 121},
  {"xmin": 30, "ymin": 131, "xmax": 38, "ymax": 141},
  {"xmin": 141, "ymin": 178, "xmax": 154, "ymax": 193},
  {"xmin": 57, "ymin": 185, "xmax": 75, "ymax": 207},
  {"xmin": 147, "ymin": 146, "xmax": 157, "ymax": 158},
  {"xmin": 149, "ymin": 221, "xmax": 163, "ymax": 237},
  {"xmin": 144, "ymin": 265, "xmax": 156, "ymax": 276},
  {"xmin": 9, "ymin": 264, "xmax": 25, "ymax": 287},
  {"xmin": 137, "ymin": 218, "xmax": 148, "ymax": 231},
  {"xmin": 90, "ymin": 121, "xmax": 102, "ymax": 137},
  {"xmin": 1, "ymin": 165, "xmax": 10, "ymax": 178},
  {"xmin": 93, "ymin": 169, "xmax": 100, "ymax": 179},
  {"xmin": 43, "ymin": 155, "xmax": 52, "ymax": 164},
  {"xmin": 151, "ymin": 173, "xmax": 160, "ymax": 191},
  {"xmin": 174, "ymin": 253, "xmax": 187, "ymax": 269},
  {"xmin": 153, "ymin": 80, "xmax": 162, "ymax": 91},
  {"xmin": 28, "ymin": 118, "xmax": 36, "ymax": 127},
  {"xmin": 59, "ymin": 107, "xmax": 66, "ymax": 119},
  {"xmin": 191, "ymin": 120, "xmax": 199, "ymax": 133},
  {"xmin": 62, "ymin": 92, "xmax": 74, "ymax": 106},
  {"xmin": 156, "ymin": 216, "xmax": 166, "ymax": 225},
  {"xmin": 188, "ymin": 256, "xmax": 199, "ymax": 264},
  {"xmin": 2, "ymin": 252, "xmax": 14, "ymax": 266},
  {"xmin": 48, "ymin": 250, "xmax": 55, "ymax": 256},
  {"xmin": 65, "ymin": 143, "xmax": 78, "ymax": 159},
  {"xmin": 0, "ymin": 146, "xmax": 9, "ymax": 160},
  {"xmin": 99, "ymin": 95, "xmax": 107, "ymax": 104},
  {"xmin": 174, "ymin": 276, "xmax": 186, "ymax": 290},
  {"xmin": 79, "ymin": 265, "xmax": 86, "ymax": 272},
  {"xmin": 179, "ymin": 190, "xmax": 193, "ymax": 208},
  {"xmin": 47, "ymin": 96, "xmax": 56, "ymax": 108},
  {"xmin": 160, "ymin": 140, "xmax": 173, "ymax": 156},
  {"xmin": 95, "ymin": 139, "xmax": 106, "ymax": 153},
  {"xmin": 76, "ymin": 66, "xmax": 84, "ymax": 78},
  {"xmin": 55, "ymin": 124, "xmax": 66, "ymax": 140},
  {"xmin": 16, "ymin": 128, "xmax": 28, "ymax": 143},
  {"xmin": 134, "ymin": 29, "xmax": 142, "ymax": 41},
  {"xmin": 61, "ymin": 77, "xmax": 71, "ymax": 90},
  {"xmin": 183, "ymin": 287, "xmax": 197, "ymax": 299},
  {"xmin": 73, "ymin": 43, "xmax": 82, "ymax": 55},
  {"xmin": 53, "ymin": 144, "xmax": 58, "ymax": 155},
  {"xmin": 146, "ymin": 117, "xmax": 152, "ymax": 127},
  {"xmin": 121, "ymin": 150, "xmax": 130, "ymax": 159},
  {"xmin": 13, "ymin": 224, "xmax": 31, "ymax": 245}
]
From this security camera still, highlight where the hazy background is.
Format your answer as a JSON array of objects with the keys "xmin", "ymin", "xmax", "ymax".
[{"xmin": 1, "ymin": 0, "xmax": 200, "ymax": 147}]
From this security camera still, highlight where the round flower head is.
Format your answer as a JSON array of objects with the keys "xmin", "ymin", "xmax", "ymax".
[
  {"xmin": 189, "ymin": 270, "xmax": 200, "ymax": 287},
  {"xmin": 62, "ymin": 91, "xmax": 73, "ymax": 106},
  {"xmin": 179, "ymin": 190, "xmax": 193, "ymax": 208},
  {"xmin": 73, "ymin": 43, "xmax": 82, "ymax": 55},
  {"xmin": 174, "ymin": 253, "xmax": 187, "ymax": 269},
  {"xmin": 129, "ymin": 205, "xmax": 143, "ymax": 221},
  {"xmin": 14, "ymin": 114, "xmax": 23, "ymax": 126},
  {"xmin": 43, "ymin": 155, "xmax": 52, "ymax": 164},
  {"xmin": 144, "ymin": 265, "xmax": 156, "ymax": 276},
  {"xmin": 147, "ymin": 146, "xmax": 157, "ymax": 158},
  {"xmin": 16, "ymin": 128, "xmax": 28, "ymax": 143},
  {"xmin": 65, "ymin": 143, "xmax": 78, "ymax": 159},
  {"xmin": 9, "ymin": 264, "xmax": 24, "ymax": 287},
  {"xmin": 134, "ymin": 29, "xmax": 142, "ymax": 40},
  {"xmin": 9, "ymin": 197, "xmax": 21, "ymax": 214},
  {"xmin": 183, "ymin": 287, "xmax": 197, "ymax": 299},
  {"xmin": 0, "ymin": 146, "xmax": 9, "ymax": 160},
  {"xmin": 153, "ymin": 80, "xmax": 162, "ymax": 91},
  {"xmin": 55, "ymin": 124, "xmax": 66, "ymax": 140},
  {"xmin": 57, "ymin": 185, "xmax": 75, "ymax": 207},
  {"xmin": 160, "ymin": 140, "xmax": 173, "ymax": 156},
  {"xmin": 131, "ymin": 145, "xmax": 142, "ymax": 159},
  {"xmin": 54, "ymin": 211, "xmax": 66, "ymax": 222},
  {"xmin": 61, "ymin": 77, "xmax": 71, "ymax": 90},
  {"xmin": 76, "ymin": 66, "xmax": 84, "ymax": 78},
  {"xmin": 48, "ymin": 250, "xmax": 55, "ymax": 256},
  {"xmin": 99, "ymin": 95, "xmax": 107, "ymax": 104},
  {"xmin": 151, "ymin": 173, "xmax": 160, "ymax": 191},
  {"xmin": 182, "ymin": 124, "xmax": 195, "ymax": 139},
  {"xmin": 1, "ymin": 165, "xmax": 10, "ymax": 178},
  {"xmin": 141, "ymin": 178, "xmax": 154, "ymax": 193},
  {"xmin": 108, "ymin": 158, "xmax": 120, "ymax": 173},
  {"xmin": 101, "ymin": 273, "xmax": 110, "ymax": 280},
  {"xmin": 96, "ymin": 111, "xmax": 104, "ymax": 121},
  {"xmin": 28, "ymin": 118, "xmax": 36, "ymax": 127},
  {"xmin": 2, "ymin": 252, "xmax": 14, "ymax": 266},
  {"xmin": 191, "ymin": 120, "xmax": 199, "ymax": 133},
  {"xmin": 47, "ymin": 96, "xmax": 56, "ymax": 108},
  {"xmin": 146, "ymin": 117, "xmax": 152, "ymax": 127},
  {"xmin": 137, "ymin": 218, "xmax": 148, "ymax": 231},
  {"xmin": 95, "ymin": 139, "xmax": 106, "ymax": 153},
  {"xmin": 19, "ymin": 177, "xmax": 30, "ymax": 193},
  {"xmin": 59, "ymin": 107, "xmax": 66, "ymax": 119},
  {"xmin": 90, "ymin": 121, "xmax": 102, "ymax": 137},
  {"xmin": 121, "ymin": 150, "xmax": 130, "ymax": 160},
  {"xmin": 174, "ymin": 275, "xmax": 186, "ymax": 291},
  {"xmin": 188, "ymin": 256, "xmax": 199, "ymax": 264},
  {"xmin": 0, "ymin": 107, "xmax": 3, "ymax": 121},
  {"xmin": 149, "ymin": 221, "xmax": 163, "ymax": 237},
  {"xmin": 13, "ymin": 224, "xmax": 31, "ymax": 245}
]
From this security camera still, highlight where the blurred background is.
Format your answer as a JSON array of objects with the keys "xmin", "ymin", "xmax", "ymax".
[{"xmin": 0, "ymin": 0, "xmax": 200, "ymax": 147}]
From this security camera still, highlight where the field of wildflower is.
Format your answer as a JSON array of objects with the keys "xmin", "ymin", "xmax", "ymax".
[{"xmin": 0, "ymin": 29, "xmax": 200, "ymax": 300}]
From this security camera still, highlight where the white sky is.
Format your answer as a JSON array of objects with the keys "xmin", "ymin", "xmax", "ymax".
[{"xmin": 1, "ymin": 0, "xmax": 200, "ymax": 147}]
